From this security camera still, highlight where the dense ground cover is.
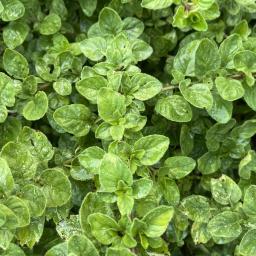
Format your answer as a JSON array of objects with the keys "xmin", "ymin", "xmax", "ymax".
[{"xmin": 0, "ymin": 0, "xmax": 256, "ymax": 255}]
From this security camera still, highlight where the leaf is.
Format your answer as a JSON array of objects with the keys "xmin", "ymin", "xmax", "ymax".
[
  {"xmin": 106, "ymin": 248, "xmax": 135, "ymax": 256},
  {"xmin": 99, "ymin": 153, "xmax": 133, "ymax": 192},
  {"xmin": 130, "ymin": 73, "xmax": 162, "ymax": 101},
  {"xmin": 117, "ymin": 190, "xmax": 134, "ymax": 215},
  {"xmin": 0, "ymin": 72, "xmax": 16, "ymax": 108},
  {"xmin": 0, "ymin": 229, "xmax": 14, "ymax": 250},
  {"xmin": 1, "ymin": 142, "xmax": 37, "ymax": 180},
  {"xmin": 97, "ymin": 87, "xmax": 126, "ymax": 124},
  {"xmin": 141, "ymin": 0, "xmax": 173, "ymax": 9},
  {"xmin": 211, "ymin": 175, "xmax": 242, "ymax": 205},
  {"xmin": 219, "ymin": 34, "xmax": 243, "ymax": 67},
  {"xmin": 179, "ymin": 80, "xmax": 213, "ymax": 109},
  {"xmin": 45, "ymin": 242, "xmax": 68, "ymax": 256},
  {"xmin": 79, "ymin": 192, "xmax": 112, "ymax": 234},
  {"xmin": 78, "ymin": 146, "xmax": 105, "ymax": 174},
  {"xmin": 78, "ymin": 0, "xmax": 97, "ymax": 17},
  {"xmin": 158, "ymin": 177, "xmax": 180, "ymax": 206},
  {"xmin": 5, "ymin": 196, "xmax": 30, "ymax": 227},
  {"xmin": 3, "ymin": 21, "xmax": 29, "ymax": 49},
  {"xmin": 68, "ymin": 234, "xmax": 99, "ymax": 256},
  {"xmin": 20, "ymin": 184, "xmax": 47, "ymax": 217},
  {"xmin": 197, "ymin": 151, "xmax": 221, "ymax": 175},
  {"xmin": 23, "ymin": 91, "xmax": 48, "ymax": 121},
  {"xmin": 191, "ymin": 222, "xmax": 211, "ymax": 245},
  {"xmin": 0, "ymin": 157, "xmax": 14, "ymax": 195},
  {"xmin": 88, "ymin": 213, "xmax": 120, "ymax": 245},
  {"xmin": 39, "ymin": 13, "xmax": 62, "ymax": 35},
  {"xmin": 53, "ymin": 78, "xmax": 72, "ymax": 96},
  {"xmin": 207, "ymin": 211, "xmax": 242, "ymax": 244},
  {"xmin": 142, "ymin": 206, "xmax": 174, "ymax": 237},
  {"xmin": 76, "ymin": 76, "xmax": 107, "ymax": 103},
  {"xmin": 234, "ymin": 50, "xmax": 256, "ymax": 73},
  {"xmin": 207, "ymin": 93, "xmax": 233, "ymax": 124},
  {"xmin": 0, "ymin": 0, "xmax": 25, "ymax": 21},
  {"xmin": 53, "ymin": 104, "xmax": 91, "ymax": 137},
  {"xmin": 180, "ymin": 195, "xmax": 210, "ymax": 222},
  {"xmin": 98, "ymin": 7, "xmax": 123, "ymax": 35},
  {"xmin": 155, "ymin": 95, "xmax": 192, "ymax": 122},
  {"xmin": 80, "ymin": 37, "xmax": 106, "ymax": 61},
  {"xmin": 40, "ymin": 168, "xmax": 71, "ymax": 207},
  {"xmin": 215, "ymin": 77, "xmax": 244, "ymax": 101},
  {"xmin": 160, "ymin": 156, "xmax": 196, "ymax": 179},
  {"xmin": 239, "ymin": 229, "xmax": 256, "ymax": 256},
  {"xmin": 133, "ymin": 135, "xmax": 169, "ymax": 165},
  {"xmin": 133, "ymin": 178, "xmax": 153, "ymax": 199},
  {"xmin": 3, "ymin": 48, "xmax": 29, "ymax": 79},
  {"xmin": 243, "ymin": 185, "xmax": 256, "ymax": 217}
]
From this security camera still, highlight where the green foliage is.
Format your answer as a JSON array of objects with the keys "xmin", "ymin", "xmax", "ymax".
[{"xmin": 0, "ymin": 0, "xmax": 256, "ymax": 255}]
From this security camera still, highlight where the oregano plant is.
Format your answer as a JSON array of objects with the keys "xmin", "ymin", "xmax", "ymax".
[{"xmin": 0, "ymin": 0, "xmax": 256, "ymax": 255}]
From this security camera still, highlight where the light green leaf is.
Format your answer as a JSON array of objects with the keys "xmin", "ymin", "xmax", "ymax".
[
  {"xmin": 191, "ymin": 222, "xmax": 211, "ymax": 245},
  {"xmin": 0, "ymin": 204, "xmax": 18, "ymax": 229},
  {"xmin": 0, "ymin": 229, "xmax": 14, "ymax": 250},
  {"xmin": 1, "ymin": 142, "xmax": 37, "ymax": 180},
  {"xmin": 3, "ymin": 48, "xmax": 29, "ymax": 79},
  {"xmin": 106, "ymin": 248, "xmax": 135, "ymax": 256},
  {"xmin": 20, "ymin": 184, "xmax": 47, "ymax": 217},
  {"xmin": 133, "ymin": 178, "xmax": 153, "ymax": 199},
  {"xmin": 23, "ymin": 91, "xmax": 48, "ymax": 121},
  {"xmin": 180, "ymin": 195, "xmax": 210, "ymax": 222},
  {"xmin": 234, "ymin": 50, "xmax": 256, "ymax": 73},
  {"xmin": 158, "ymin": 177, "xmax": 180, "ymax": 206},
  {"xmin": 78, "ymin": 146, "xmax": 105, "ymax": 174},
  {"xmin": 98, "ymin": 7, "xmax": 123, "ymax": 35},
  {"xmin": 80, "ymin": 37, "xmax": 106, "ymax": 61},
  {"xmin": 155, "ymin": 95, "xmax": 192, "ymax": 122},
  {"xmin": 239, "ymin": 229, "xmax": 256, "ymax": 256},
  {"xmin": 97, "ymin": 87, "xmax": 126, "ymax": 124},
  {"xmin": 53, "ymin": 78, "xmax": 72, "ymax": 96},
  {"xmin": 45, "ymin": 242, "xmax": 68, "ymax": 256},
  {"xmin": 207, "ymin": 211, "xmax": 242, "ymax": 244},
  {"xmin": 76, "ymin": 76, "xmax": 107, "ymax": 103},
  {"xmin": 5, "ymin": 196, "xmax": 30, "ymax": 227},
  {"xmin": 179, "ymin": 80, "xmax": 213, "ymax": 109},
  {"xmin": 3, "ymin": 21, "xmax": 29, "ymax": 49},
  {"xmin": 88, "ymin": 213, "xmax": 120, "ymax": 245},
  {"xmin": 78, "ymin": 0, "xmax": 97, "ymax": 16},
  {"xmin": 99, "ymin": 153, "xmax": 132, "ymax": 192},
  {"xmin": 117, "ymin": 191, "xmax": 134, "ymax": 215},
  {"xmin": 211, "ymin": 175, "xmax": 242, "ymax": 205},
  {"xmin": 40, "ymin": 168, "xmax": 71, "ymax": 207},
  {"xmin": 207, "ymin": 93, "xmax": 233, "ymax": 124},
  {"xmin": 53, "ymin": 104, "xmax": 91, "ymax": 137},
  {"xmin": 132, "ymin": 40, "xmax": 153, "ymax": 62},
  {"xmin": 219, "ymin": 34, "xmax": 243, "ymax": 67},
  {"xmin": 198, "ymin": 151, "xmax": 221, "ymax": 175},
  {"xmin": 0, "ymin": 72, "xmax": 16, "ymax": 108},
  {"xmin": 16, "ymin": 216, "xmax": 45, "ymax": 248},
  {"xmin": 133, "ymin": 135, "xmax": 169, "ymax": 165},
  {"xmin": 160, "ymin": 156, "xmax": 196, "ymax": 179},
  {"xmin": 68, "ymin": 234, "xmax": 99, "ymax": 256},
  {"xmin": 141, "ymin": 0, "xmax": 173, "ymax": 10},
  {"xmin": 1, "ymin": 243, "xmax": 26, "ymax": 256},
  {"xmin": 123, "ymin": 17, "xmax": 144, "ymax": 39},
  {"xmin": 1, "ymin": 0, "xmax": 25, "ymax": 21},
  {"xmin": 243, "ymin": 185, "xmax": 256, "ymax": 217},
  {"xmin": 142, "ymin": 206, "xmax": 174, "ymax": 237},
  {"xmin": 39, "ymin": 13, "xmax": 62, "ymax": 35},
  {"xmin": 79, "ymin": 192, "xmax": 112, "ymax": 234},
  {"xmin": 131, "ymin": 73, "xmax": 162, "ymax": 101},
  {"xmin": 239, "ymin": 150, "xmax": 256, "ymax": 179},
  {"xmin": 215, "ymin": 77, "xmax": 244, "ymax": 101},
  {"xmin": 0, "ymin": 157, "xmax": 14, "ymax": 195}
]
